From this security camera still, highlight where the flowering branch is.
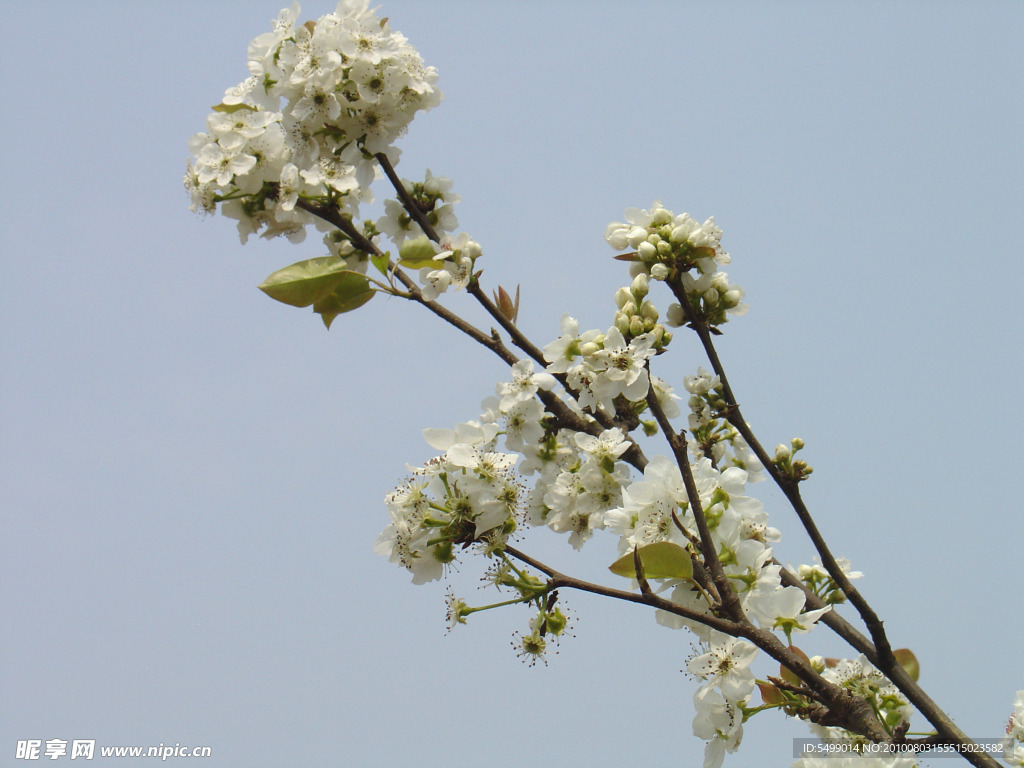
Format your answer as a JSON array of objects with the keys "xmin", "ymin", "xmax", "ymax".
[
  {"xmin": 503, "ymin": 545, "xmax": 742, "ymax": 635},
  {"xmin": 185, "ymin": 4, "xmax": 1020, "ymax": 767}
]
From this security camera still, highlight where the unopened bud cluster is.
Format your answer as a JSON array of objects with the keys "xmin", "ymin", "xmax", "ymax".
[
  {"xmin": 605, "ymin": 201, "xmax": 747, "ymax": 328},
  {"xmin": 684, "ymin": 367, "xmax": 728, "ymax": 430},
  {"xmin": 614, "ymin": 273, "xmax": 671, "ymax": 347},
  {"xmin": 680, "ymin": 368, "xmax": 762, "ymax": 475},
  {"xmin": 774, "ymin": 438, "xmax": 813, "ymax": 481},
  {"xmin": 797, "ymin": 557, "xmax": 863, "ymax": 605}
]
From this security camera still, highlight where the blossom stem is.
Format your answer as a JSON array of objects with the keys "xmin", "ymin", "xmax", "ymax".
[
  {"xmin": 665, "ymin": 275, "xmax": 894, "ymax": 664},
  {"xmin": 502, "ymin": 545, "xmax": 741, "ymax": 635},
  {"xmin": 665, "ymin": 276, "xmax": 999, "ymax": 765},
  {"xmin": 505, "ymin": 544, "xmax": 891, "ymax": 744},
  {"xmin": 372, "ymin": 154, "xmax": 649, "ymax": 470},
  {"xmin": 643, "ymin": 376, "xmax": 747, "ymax": 624},
  {"xmin": 374, "ymin": 152, "xmax": 441, "ymax": 242},
  {"xmin": 464, "ymin": 596, "xmax": 543, "ymax": 614}
]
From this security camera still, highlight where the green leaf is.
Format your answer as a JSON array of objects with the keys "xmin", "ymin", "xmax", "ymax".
[
  {"xmin": 398, "ymin": 235, "xmax": 440, "ymax": 269},
  {"xmin": 369, "ymin": 252, "xmax": 390, "ymax": 276},
  {"xmin": 312, "ymin": 272, "xmax": 375, "ymax": 329},
  {"xmin": 210, "ymin": 102, "xmax": 252, "ymax": 114},
  {"xmin": 258, "ymin": 256, "xmax": 351, "ymax": 308},
  {"xmin": 608, "ymin": 541, "xmax": 693, "ymax": 580},
  {"xmin": 893, "ymin": 648, "xmax": 920, "ymax": 682}
]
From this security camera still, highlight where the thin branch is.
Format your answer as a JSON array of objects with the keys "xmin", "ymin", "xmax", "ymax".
[
  {"xmin": 369, "ymin": 157, "xmax": 649, "ymax": 470},
  {"xmin": 374, "ymin": 151, "xmax": 441, "ymax": 242},
  {"xmin": 665, "ymin": 278, "xmax": 1000, "ymax": 766},
  {"xmin": 778, "ymin": 562, "xmax": 877, "ymax": 662},
  {"xmin": 644, "ymin": 379, "xmax": 747, "ymax": 623},
  {"xmin": 666, "ymin": 274, "xmax": 895, "ymax": 667},
  {"xmin": 505, "ymin": 544, "xmax": 890, "ymax": 744},
  {"xmin": 502, "ymin": 545, "xmax": 741, "ymax": 635}
]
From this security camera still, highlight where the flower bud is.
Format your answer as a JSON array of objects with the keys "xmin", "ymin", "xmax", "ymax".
[
  {"xmin": 651, "ymin": 206, "xmax": 673, "ymax": 226},
  {"xmin": 614, "ymin": 286, "xmax": 633, "ymax": 309},
  {"xmin": 723, "ymin": 289, "xmax": 742, "ymax": 307},
  {"xmin": 666, "ymin": 303, "xmax": 685, "ymax": 327},
  {"xmin": 605, "ymin": 225, "xmax": 630, "ymax": 250},
  {"xmin": 628, "ymin": 262, "xmax": 647, "ymax": 278},
  {"xmin": 627, "ymin": 226, "xmax": 648, "ymax": 247},
  {"xmin": 650, "ymin": 263, "xmax": 669, "ymax": 280},
  {"xmin": 684, "ymin": 375, "xmax": 709, "ymax": 395},
  {"xmin": 774, "ymin": 443, "xmax": 791, "ymax": 461},
  {"xmin": 423, "ymin": 176, "xmax": 442, "ymax": 196},
  {"xmin": 631, "ymin": 272, "xmax": 649, "ymax": 299},
  {"xmin": 637, "ymin": 240, "xmax": 657, "ymax": 260}
]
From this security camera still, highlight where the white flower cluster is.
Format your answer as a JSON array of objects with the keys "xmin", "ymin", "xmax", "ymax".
[
  {"xmin": 810, "ymin": 655, "xmax": 913, "ymax": 747},
  {"xmin": 418, "ymin": 231, "xmax": 482, "ymax": 301},
  {"xmin": 791, "ymin": 758, "xmax": 918, "ymax": 768},
  {"xmin": 375, "ymin": 361, "xmax": 558, "ymax": 582},
  {"xmin": 184, "ymin": 1, "xmax": 441, "ymax": 244},
  {"xmin": 603, "ymin": 450, "xmax": 830, "ymax": 767},
  {"xmin": 687, "ymin": 632, "xmax": 758, "ymax": 767},
  {"xmin": 605, "ymin": 202, "xmax": 747, "ymax": 328},
  {"xmin": 1007, "ymin": 688, "xmax": 1024, "ymax": 766},
  {"xmin": 375, "ymin": 418, "xmax": 523, "ymax": 585},
  {"xmin": 377, "ymin": 350, "xmax": 836, "ymax": 768},
  {"xmin": 542, "ymin": 313, "xmax": 662, "ymax": 416}
]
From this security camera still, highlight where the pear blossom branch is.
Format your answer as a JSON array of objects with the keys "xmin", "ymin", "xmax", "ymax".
[
  {"xmin": 295, "ymin": 186, "xmax": 993, "ymax": 766},
  {"xmin": 373, "ymin": 153, "xmax": 643, "ymax": 461},
  {"xmin": 502, "ymin": 545, "xmax": 741, "ymax": 636},
  {"xmin": 295, "ymin": 198, "xmax": 516, "ymax": 359},
  {"xmin": 374, "ymin": 151, "xmax": 441, "ymax": 242},
  {"xmin": 294, "ymin": 200, "xmax": 649, "ymax": 470},
  {"xmin": 641, "ymin": 370, "xmax": 905, "ymax": 742},
  {"xmin": 666, "ymin": 277, "xmax": 1000, "ymax": 765},
  {"xmin": 504, "ymin": 543, "xmax": 894, "ymax": 744},
  {"xmin": 665, "ymin": 271, "xmax": 895, "ymax": 668},
  {"xmin": 644, "ymin": 376, "xmax": 747, "ymax": 623}
]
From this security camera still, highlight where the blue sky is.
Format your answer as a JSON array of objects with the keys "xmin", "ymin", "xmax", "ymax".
[{"xmin": 2, "ymin": 2, "xmax": 1022, "ymax": 766}]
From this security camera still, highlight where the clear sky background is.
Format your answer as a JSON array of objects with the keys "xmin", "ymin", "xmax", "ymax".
[{"xmin": 2, "ymin": 2, "xmax": 1021, "ymax": 767}]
